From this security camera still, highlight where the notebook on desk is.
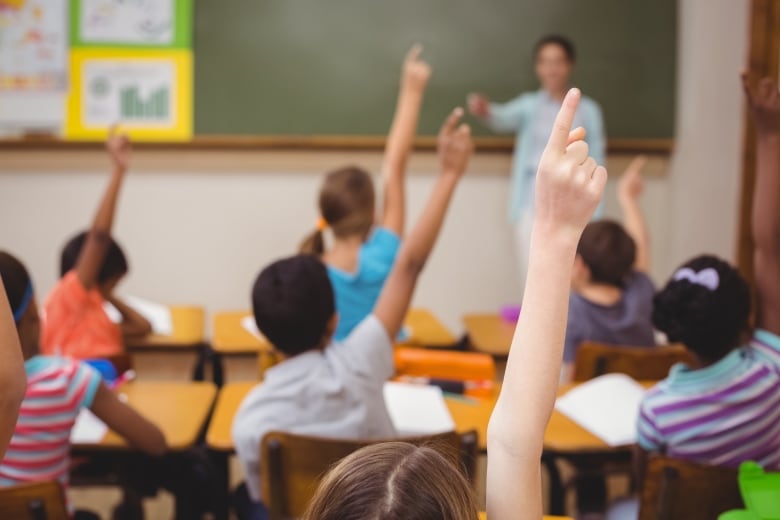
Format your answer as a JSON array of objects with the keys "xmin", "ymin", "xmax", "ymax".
[
  {"xmin": 554, "ymin": 374, "xmax": 648, "ymax": 447},
  {"xmin": 383, "ymin": 381, "xmax": 456, "ymax": 437}
]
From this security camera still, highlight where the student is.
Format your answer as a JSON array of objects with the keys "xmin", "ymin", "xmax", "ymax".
[
  {"xmin": 468, "ymin": 35, "xmax": 606, "ymax": 285},
  {"xmin": 300, "ymin": 45, "xmax": 431, "ymax": 341},
  {"xmin": 41, "ymin": 130, "xmax": 151, "ymax": 359},
  {"xmin": 0, "ymin": 251, "xmax": 166, "ymax": 519},
  {"xmin": 607, "ymin": 74, "xmax": 780, "ymax": 520},
  {"xmin": 302, "ymin": 89, "xmax": 607, "ymax": 519},
  {"xmin": 561, "ymin": 155, "xmax": 655, "ymax": 382},
  {"xmin": 0, "ymin": 278, "xmax": 26, "ymax": 461},
  {"xmin": 233, "ymin": 106, "xmax": 474, "ymax": 520}
]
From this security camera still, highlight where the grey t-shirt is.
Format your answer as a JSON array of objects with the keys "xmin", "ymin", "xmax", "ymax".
[
  {"xmin": 564, "ymin": 272, "xmax": 656, "ymax": 363},
  {"xmin": 231, "ymin": 315, "xmax": 396, "ymax": 502}
]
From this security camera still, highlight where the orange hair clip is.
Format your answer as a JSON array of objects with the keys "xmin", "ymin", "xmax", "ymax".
[{"xmin": 316, "ymin": 216, "xmax": 328, "ymax": 231}]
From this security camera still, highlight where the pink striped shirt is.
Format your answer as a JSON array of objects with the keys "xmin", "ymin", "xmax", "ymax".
[
  {"xmin": 0, "ymin": 356, "xmax": 101, "ymax": 487},
  {"xmin": 638, "ymin": 330, "xmax": 780, "ymax": 469}
]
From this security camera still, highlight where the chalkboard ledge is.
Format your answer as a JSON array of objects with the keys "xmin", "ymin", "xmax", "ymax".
[{"xmin": 0, "ymin": 134, "xmax": 673, "ymax": 153}]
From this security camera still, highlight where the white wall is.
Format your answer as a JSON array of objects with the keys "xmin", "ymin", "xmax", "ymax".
[{"xmin": 0, "ymin": 0, "xmax": 749, "ymax": 335}]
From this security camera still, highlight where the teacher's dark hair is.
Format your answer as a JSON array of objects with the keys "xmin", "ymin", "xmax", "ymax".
[{"xmin": 534, "ymin": 35, "xmax": 576, "ymax": 63}]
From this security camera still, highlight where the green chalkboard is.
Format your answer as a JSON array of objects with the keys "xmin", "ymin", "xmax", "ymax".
[{"xmin": 193, "ymin": 0, "xmax": 676, "ymax": 139}]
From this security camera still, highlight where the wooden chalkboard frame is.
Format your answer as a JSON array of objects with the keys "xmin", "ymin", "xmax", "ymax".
[{"xmin": 0, "ymin": 135, "xmax": 673, "ymax": 153}]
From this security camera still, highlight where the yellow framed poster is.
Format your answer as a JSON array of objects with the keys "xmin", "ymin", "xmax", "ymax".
[{"xmin": 65, "ymin": 48, "xmax": 192, "ymax": 141}]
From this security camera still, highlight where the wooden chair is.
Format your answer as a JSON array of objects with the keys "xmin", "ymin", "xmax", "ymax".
[
  {"xmin": 0, "ymin": 481, "xmax": 69, "ymax": 520},
  {"xmin": 259, "ymin": 430, "xmax": 478, "ymax": 520},
  {"xmin": 639, "ymin": 456, "xmax": 743, "ymax": 520},
  {"xmin": 573, "ymin": 342, "xmax": 695, "ymax": 382}
]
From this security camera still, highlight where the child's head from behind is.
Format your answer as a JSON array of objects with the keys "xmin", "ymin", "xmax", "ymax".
[
  {"xmin": 0, "ymin": 251, "xmax": 39, "ymax": 359},
  {"xmin": 574, "ymin": 220, "xmax": 636, "ymax": 288},
  {"xmin": 304, "ymin": 442, "xmax": 478, "ymax": 520},
  {"xmin": 61, "ymin": 231, "xmax": 128, "ymax": 294},
  {"xmin": 300, "ymin": 166, "xmax": 375, "ymax": 255},
  {"xmin": 252, "ymin": 255, "xmax": 336, "ymax": 357},
  {"xmin": 653, "ymin": 255, "xmax": 751, "ymax": 364}
]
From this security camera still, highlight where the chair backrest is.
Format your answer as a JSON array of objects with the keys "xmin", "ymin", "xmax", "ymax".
[
  {"xmin": 639, "ymin": 456, "xmax": 743, "ymax": 520},
  {"xmin": 394, "ymin": 348, "xmax": 496, "ymax": 381},
  {"xmin": 260, "ymin": 429, "xmax": 477, "ymax": 520},
  {"xmin": 0, "ymin": 481, "xmax": 69, "ymax": 520},
  {"xmin": 573, "ymin": 342, "xmax": 695, "ymax": 382}
]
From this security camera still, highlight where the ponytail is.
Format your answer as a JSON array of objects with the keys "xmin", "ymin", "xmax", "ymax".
[{"xmin": 300, "ymin": 229, "xmax": 325, "ymax": 256}]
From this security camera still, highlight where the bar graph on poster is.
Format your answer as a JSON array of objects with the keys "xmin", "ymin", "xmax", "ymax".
[{"xmin": 66, "ymin": 48, "xmax": 192, "ymax": 141}]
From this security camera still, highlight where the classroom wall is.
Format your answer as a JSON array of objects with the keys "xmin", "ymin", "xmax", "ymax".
[{"xmin": 0, "ymin": 0, "xmax": 748, "ymax": 335}]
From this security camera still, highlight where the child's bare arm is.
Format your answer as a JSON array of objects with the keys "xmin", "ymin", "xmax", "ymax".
[
  {"xmin": 106, "ymin": 296, "xmax": 152, "ymax": 340},
  {"xmin": 374, "ymin": 108, "xmax": 473, "ymax": 338},
  {"xmin": 381, "ymin": 45, "xmax": 431, "ymax": 237},
  {"xmin": 90, "ymin": 383, "xmax": 167, "ymax": 455},
  {"xmin": 0, "ymin": 279, "xmax": 26, "ymax": 459},
  {"xmin": 486, "ymin": 89, "xmax": 607, "ymax": 519},
  {"xmin": 743, "ymin": 74, "xmax": 780, "ymax": 335},
  {"xmin": 618, "ymin": 155, "xmax": 651, "ymax": 272},
  {"xmin": 75, "ymin": 129, "xmax": 130, "ymax": 289}
]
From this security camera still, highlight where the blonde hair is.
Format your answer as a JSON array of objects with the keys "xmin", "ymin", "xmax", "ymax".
[
  {"xmin": 300, "ymin": 166, "xmax": 376, "ymax": 255},
  {"xmin": 303, "ymin": 442, "xmax": 479, "ymax": 520}
]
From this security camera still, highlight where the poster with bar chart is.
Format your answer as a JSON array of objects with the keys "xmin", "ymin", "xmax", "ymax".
[{"xmin": 65, "ymin": 48, "xmax": 192, "ymax": 141}]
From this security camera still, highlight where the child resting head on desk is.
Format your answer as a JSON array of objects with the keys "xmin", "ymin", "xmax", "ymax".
[
  {"xmin": 231, "ymin": 105, "xmax": 474, "ymax": 520},
  {"xmin": 560, "ymin": 155, "xmax": 656, "ymax": 383},
  {"xmin": 303, "ymin": 88, "xmax": 607, "ymax": 519},
  {"xmin": 0, "ymin": 250, "xmax": 166, "ymax": 515},
  {"xmin": 298, "ymin": 45, "xmax": 431, "ymax": 342},
  {"xmin": 40, "ymin": 129, "xmax": 152, "ymax": 361}
]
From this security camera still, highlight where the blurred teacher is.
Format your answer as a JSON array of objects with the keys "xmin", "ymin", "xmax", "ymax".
[{"xmin": 468, "ymin": 35, "xmax": 605, "ymax": 283}]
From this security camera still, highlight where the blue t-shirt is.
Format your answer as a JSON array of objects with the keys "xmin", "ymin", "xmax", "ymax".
[
  {"xmin": 563, "ymin": 272, "xmax": 656, "ymax": 363},
  {"xmin": 328, "ymin": 227, "xmax": 401, "ymax": 341}
]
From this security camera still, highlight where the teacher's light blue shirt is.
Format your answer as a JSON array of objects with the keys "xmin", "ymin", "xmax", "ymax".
[{"xmin": 485, "ymin": 90, "xmax": 606, "ymax": 221}]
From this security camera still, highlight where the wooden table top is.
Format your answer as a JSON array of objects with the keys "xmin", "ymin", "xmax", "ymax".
[
  {"xmin": 479, "ymin": 515, "xmax": 570, "ymax": 520},
  {"xmin": 127, "ymin": 306, "xmax": 206, "ymax": 350},
  {"xmin": 399, "ymin": 308, "xmax": 456, "ymax": 347},
  {"xmin": 72, "ymin": 381, "xmax": 217, "ymax": 452},
  {"xmin": 212, "ymin": 308, "xmax": 455, "ymax": 355},
  {"xmin": 206, "ymin": 381, "xmax": 650, "ymax": 453},
  {"xmin": 211, "ymin": 311, "xmax": 274, "ymax": 355},
  {"xmin": 462, "ymin": 313, "xmax": 515, "ymax": 357}
]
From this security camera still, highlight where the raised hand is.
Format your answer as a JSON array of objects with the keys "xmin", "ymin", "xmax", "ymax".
[
  {"xmin": 437, "ymin": 107, "xmax": 474, "ymax": 176},
  {"xmin": 618, "ymin": 155, "xmax": 647, "ymax": 204},
  {"xmin": 535, "ymin": 88, "xmax": 607, "ymax": 239},
  {"xmin": 106, "ymin": 126, "xmax": 131, "ymax": 172},
  {"xmin": 467, "ymin": 93, "xmax": 490, "ymax": 118},
  {"xmin": 742, "ymin": 73, "xmax": 780, "ymax": 134},
  {"xmin": 402, "ymin": 44, "xmax": 431, "ymax": 92}
]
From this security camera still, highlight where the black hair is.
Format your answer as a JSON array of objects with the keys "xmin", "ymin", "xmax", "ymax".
[
  {"xmin": 577, "ymin": 220, "xmax": 636, "ymax": 287},
  {"xmin": 533, "ymin": 34, "xmax": 576, "ymax": 63},
  {"xmin": 653, "ymin": 255, "xmax": 751, "ymax": 364},
  {"xmin": 251, "ymin": 255, "xmax": 336, "ymax": 357},
  {"xmin": 60, "ymin": 231, "xmax": 128, "ymax": 283},
  {"xmin": 0, "ymin": 251, "xmax": 33, "ymax": 322}
]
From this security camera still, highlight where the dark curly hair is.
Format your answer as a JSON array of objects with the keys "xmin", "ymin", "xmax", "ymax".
[{"xmin": 653, "ymin": 255, "xmax": 751, "ymax": 364}]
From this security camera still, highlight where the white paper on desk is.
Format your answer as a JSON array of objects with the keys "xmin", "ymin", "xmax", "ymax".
[
  {"xmin": 383, "ymin": 382, "xmax": 455, "ymax": 437},
  {"xmin": 103, "ymin": 296, "xmax": 173, "ymax": 335},
  {"xmin": 241, "ymin": 315, "xmax": 263, "ymax": 340},
  {"xmin": 70, "ymin": 408, "xmax": 108, "ymax": 443},
  {"xmin": 554, "ymin": 374, "xmax": 647, "ymax": 447}
]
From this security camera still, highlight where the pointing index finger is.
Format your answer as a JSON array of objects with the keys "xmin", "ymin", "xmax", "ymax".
[
  {"xmin": 546, "ymin": 88, "xmax": 581, "ymax": 153},
  {"xmin": 439, "ymin": 107, "xmax": 464, "ymax": 137},
  {"xmin": 405, "ymin": 44, "xmax": 423, "ymax": 63}
]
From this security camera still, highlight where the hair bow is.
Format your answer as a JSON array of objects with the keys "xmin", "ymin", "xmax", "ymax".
[{"xmin": 673, "ymin": 267, "xmax": 720, "ymax": 291}]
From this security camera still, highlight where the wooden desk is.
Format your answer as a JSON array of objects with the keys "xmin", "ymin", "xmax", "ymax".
[
  {"xmin": 399, "ymin": 308, "xmax": 456, "ymax": 347},
  {"xmin": 207, "ymin": 382, "xmax": 492, "ymax": 452},
  {"xmin": 73, "ymin": 381, "xmax": 217, "ymax": 452},
  {"xmin": 213, "ymin": 308, "xmax": 455, "ymax": 355},
  {"xmin": 479, "ymin": 515, "xmax": 570, "ymax": 520},
  {"xmin": 462, "ymin": 313, "xmax": 515, "ymax": 357},
  {"xmin": 127, "ymin": 306, "xmax": 206, "ymax": 350}
]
